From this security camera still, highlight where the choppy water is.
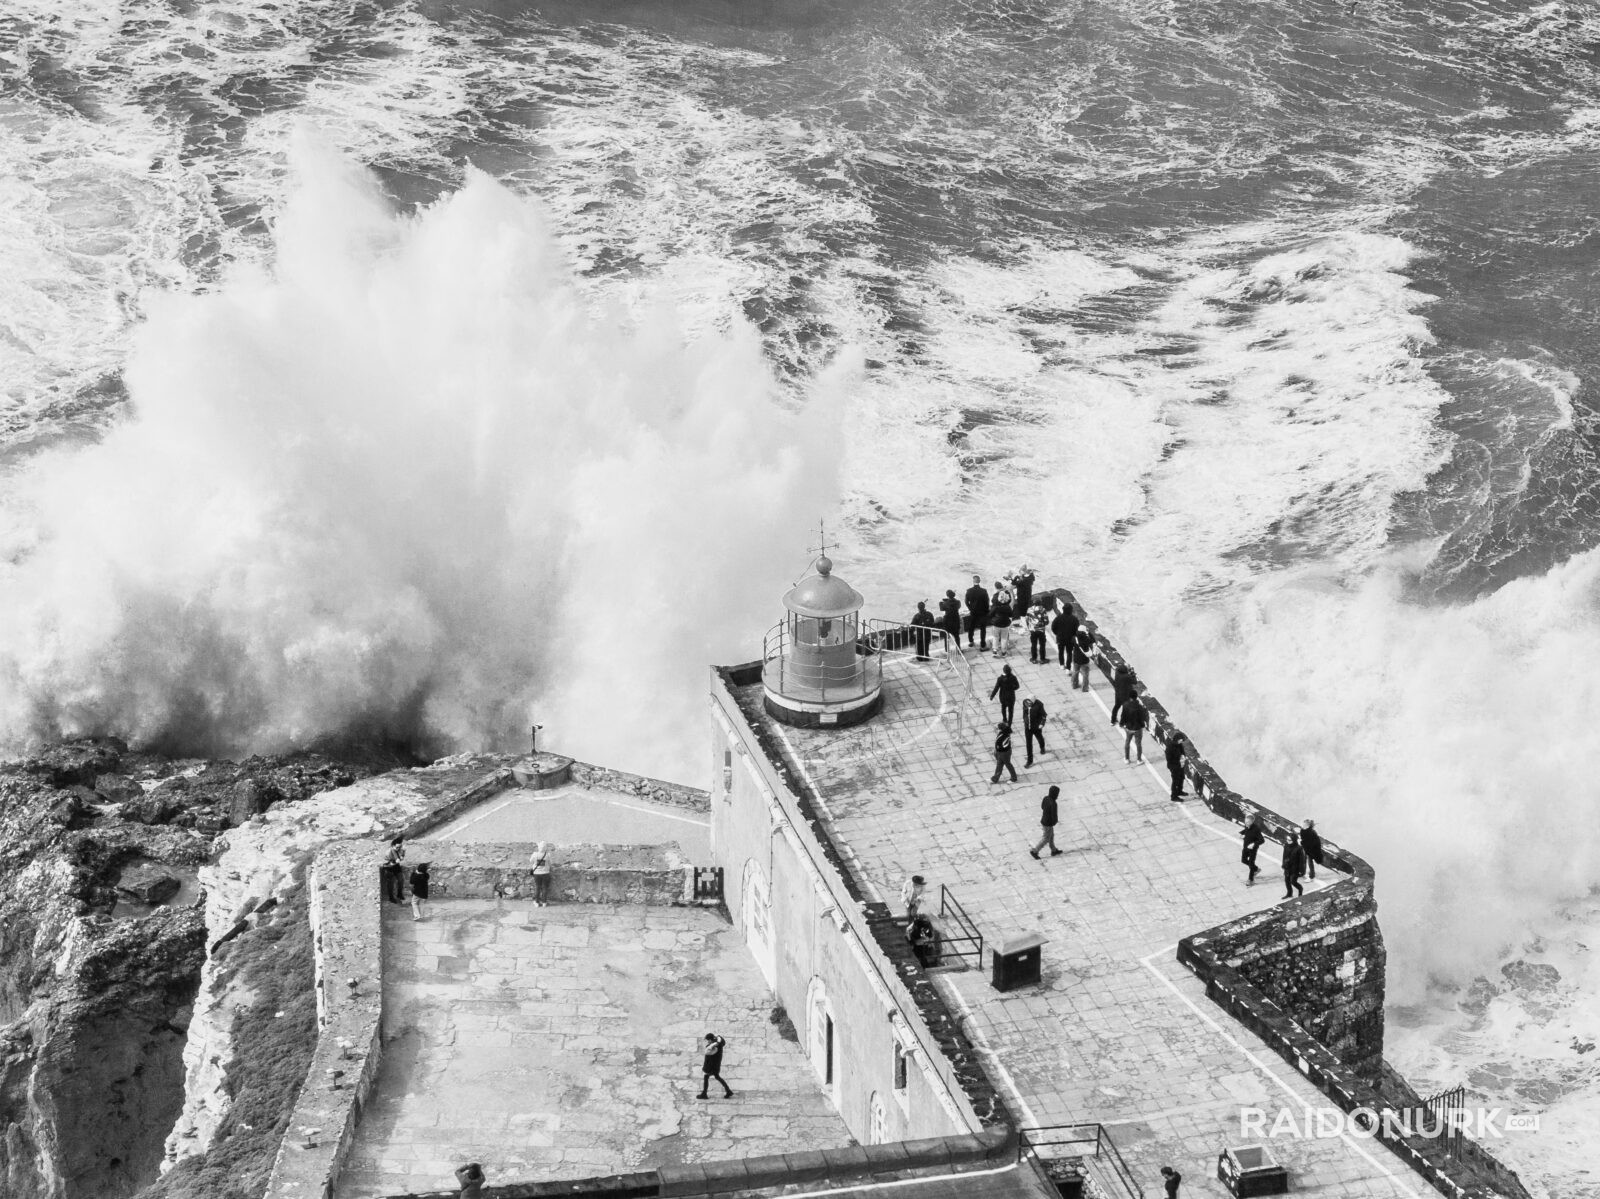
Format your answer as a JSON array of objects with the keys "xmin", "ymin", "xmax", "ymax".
[{"xmin": 3, "ymin": 0, "xmax": 1600, "ymax": 1192}]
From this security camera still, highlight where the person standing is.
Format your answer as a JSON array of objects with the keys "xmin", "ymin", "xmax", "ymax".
[
  {"xmin": 1028, "ymin": 785, "xmax": 1064, "ymax": 859},
  {"xmin": 910, "ymin": 601, "xmax": 935, "ymax": 659},
  {"xmin": 381, "ymin": 836, "xmax": 406, "ymax": 905},
  {"xmin": 964, "ymin": 575, "xmax": 990, "ymax": 649},
  {"xmin": 1119, "ymin": 691, "xmax": 1148, "ymax": 764},
  {"xmin": 989, "ymin": 665, "xmax": 1020, "ymax": 725},
  {"xmin": 1070, "ymin": 625, "xmax": 1095, "ymax": 691},
  {"xmin": 938, "ymin": 589, "xmax": 963, "ymax": 651},
  {"xmin": 455, "ymin": 1163, "xmax": 486, "ymax": 1198},
  {"xmin": 1013, "ymin": 565, "xmax": 1035, "ymax": 614},
  {"xmin": 1027, "ymin": 603, "xmax": 1049, "ymax": 663},
  {"xmin": 1300, "ymin": 820, "xmax": 1324, "ymax": 880},
  {"xmin": 906, "ymin": 914, "xmax": 941, "ymax": 968},
  {"xmin": 408, "ymin": 862, "xmax": 430, "ymax": 921},
  {"xmin": 1109, "ymin": 664, "xmax": 1136, "ymax": 726},
  {"xmin": 531, "ymin": 842, "xmax": 552, "ymax": 906},
  {"xmin": 989, "ymin": 589, "xmax": 1014, "ymax": 657},
  {"xmin": 901, "ymin": 873, "xmax": 926, "ymax": 921},
  {"xmin": 1283, "ymin": 834, "xmax": 1306, "ymax": 899},
  {"xmin": 1051, "ymin": 605, "xmax": 1080, "ymax": 667},
  {"xmin": 1165, "ymin": 733, "xmax": 1188, "ymax": 801},
  {"xmin": 1159, "ymin": 1166, "xmax": 1182, "ymax": 1198},
  {"xmin": 990, "ymin": 722, "xmax": 1018, "ymax": 784},
  {"xmin": 1023, "ymin": 697, "xmax": 1047, "ymax": 766},
  {"xmin": 1241, "ymin": 816, "xmax": 1265, "ymax": 886},
  {"xmin": 697, "ymin": 1032, "xmax": 734, "ymax": 1099}
]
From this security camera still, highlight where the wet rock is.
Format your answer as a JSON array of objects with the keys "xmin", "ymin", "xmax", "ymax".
[
  {"xmin": 1500, "ymin": 960, "xmax": 1561, "ymax": 992},
  {"xmin": 117, "ymin": 863, "xmax": 182, "ymax": 908},
  {"xmin": 227, "ymin": 779, "xmax": 276, "ymax": 828},
  {"xmin": 47, "ymin": 794, "xmax": 90, "ymax": 829},
  {"xmin": 23, "ymin": 739, "xmax": 125, "ymax": 789},
  {"xmin": 121, "ymin": 793, "xmax": 184, "ymax": 826},
  {"xmin": 94, "ymin": 774, "xmax": 144, "ymax": 803}
]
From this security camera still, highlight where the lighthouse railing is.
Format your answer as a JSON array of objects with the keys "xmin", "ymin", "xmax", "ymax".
[{"xmin": 761, "ymin": 621, "xmax": 883, "ymax": 702}]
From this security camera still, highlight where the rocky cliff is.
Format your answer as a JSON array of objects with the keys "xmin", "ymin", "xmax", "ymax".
[{"xmin": 0, "ymin": 739, "xmax": 385, "ymax": 1199}]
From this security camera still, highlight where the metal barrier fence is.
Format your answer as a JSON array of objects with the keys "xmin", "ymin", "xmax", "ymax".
[
  {"xmin": 1416, "ymin": 1084, "xmax": 1467, "ymax": 1157},
  {"xmin": 761, "ymin": 620, "xmax": 883, "ymax": 702},
  {"xmin": 863, "ymin": 618, "xmax": 986, "ymax": 737},
  {"xmin": 937, "ymin": 884, "xmax": 984, "ymax": 968},
  {"xmin": 1019, "ymin": 1124, "xmax": 1145, "ymax": 1199}
]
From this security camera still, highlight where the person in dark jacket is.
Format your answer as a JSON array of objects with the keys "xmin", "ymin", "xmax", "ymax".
[
  {"xmin": 1165, "ymin": 733, "xmax": 1188, "ymax": 801},
  {"xmin": 408, "ymin": 862, "xmax": 431, "ymax": 921},
  {"xmin": 1118, "ymin": 692, "xmax": 1148, "ymax": 764},
  {"xmin": 1299, "ymin": 820, "xmax": 1324, "ymax": 879},
  {"xmin": 1241, "ymin": 817, "xmax": 1265, "ymax": 885},
  {"xmin": 1159, "ymin": 1166, "xmax": 1181, "ymax": 1198},
  {"xmin": 1013, "ymin": 565, "xmax": 1035, "ymax": 614},
  {"xmin": 1022, "ymin": 696, "xmax": 1047, "ymax": 766},
  {"xmin": 1109, "ymin": 664, "xmax": 1136, "ymax": 726},
  {"xmin": 697, "ymin": 1032, "xmax": 734, "ymax": 1099},
  {"xmin": 938, "ymin": 589, "xmax": 963, "ymax": 650},
  {"xmin": 989, "ymin": 665, "xmax": 1020, "ymax": 726},
  {"xmin": 964, "ymin": 575, "xmax": 990, "ymax": 649},
  {"xmin": 1283, "ymin": 835, "xmax": 1306, "ymax": 898},
  {"xmin": 1070, "ymin": 625, "xmax": 1095, "ymax": 691},
  {"xmin": 989, "ymin": 590, "xmax": 1014, "ymax": 657},
  {"xmin": 1051, "ymin": 606, "xmax": 1080, "ymax": 667},
  {"xmin": 455, "ymin": 1163, "xmax": 486, "ymax": 1198},
  {"xmin": 910, "ymin": 601, "xmax": 935, "ymax": 659},
  {"xmin": 990, "ymin": 722, "xmax": 1017, "ymax": 784},
  {"xmin": 906, "ymin": 914, "xmax": 941, "ymax": 968},
  {"xmin": 1028, "ymin": 784, "xmax": 1063, "ymax": 858},
  {"xmin": 381, "ymin": 836, "xmax": 406, "ymax": 905}
]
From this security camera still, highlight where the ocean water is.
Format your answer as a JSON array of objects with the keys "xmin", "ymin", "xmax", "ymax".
[{"xmin": 3, "ymin": 0, "xmax": 1599, "ymax": 1191}]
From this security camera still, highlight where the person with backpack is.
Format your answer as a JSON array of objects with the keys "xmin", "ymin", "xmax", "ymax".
[
  {"xmin": 1119, "ymin": 691, "xmax": 1149, "ymax": 764},
  {"xmin": 990, "ymin": 722, "xmax": 1018, "ymax": 784},
  {"xmin": 531, "ymin": 842, "xmax": 552, "ymax": 907},
  {"xmin": 1028, "ymin": 784, "xmax": 1064, "ymax": 859},
  {"xmin": 697, "ymin": 1032, "xmax": 734, "ymax": 1099},
  {"xmin": 964, "ymin": 575, "xmax": 990, "ymax": 650},
  {"xmin": 1022, "ymin": 696, "xmax": 1047, "ymax": 767},
  {"xmin": 1051, "ymin": 605, "xmax": 1080, "ymax": 667},
  {"xmin": 1070, "ymin": 625, "xmax": 1095, "ymax": 691},
  {"xmin": 1283, "ymin": 834, "xmax": 1307, "ymax": 899},
  {"xmin": 989, "ymin": 664, "xmax": 1020, "ymax": 726},
  {"xmin": 1241, "ymin": 816, "xmax": 1266, "ymax": 886}
]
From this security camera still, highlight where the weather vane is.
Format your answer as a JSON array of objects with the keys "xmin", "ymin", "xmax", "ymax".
[{"xmin": 806, "ymin": 518, "xmax": 835, "ymax": 562}]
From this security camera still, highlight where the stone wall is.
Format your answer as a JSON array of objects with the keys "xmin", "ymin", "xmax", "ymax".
[
  {"xmin": 409, "ymin": 841, "xmax": 696, "ymax": 907},
  {"xmin": 567, "ymin": 760, "xmax": 710, "ymax": 816},
  {"xmin": 264, "ymin": 841, "xmax": 384, "ymax": 1199}
]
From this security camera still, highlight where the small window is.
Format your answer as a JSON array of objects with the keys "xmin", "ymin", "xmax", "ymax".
[{"xmin": 893, "ymin": 1043, "xmax": 908, "ymax": 1091}]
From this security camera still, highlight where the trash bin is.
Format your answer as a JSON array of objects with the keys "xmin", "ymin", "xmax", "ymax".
[
  {"xmin": 991, "ymin": 932, "xmax": 1046, "ymax": 992},
  {"xmin": 1217, "ymin": 1145, "xmax": 1289, "ymax": 1197}
]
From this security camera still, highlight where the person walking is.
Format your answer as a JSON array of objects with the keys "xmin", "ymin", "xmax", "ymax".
[
  {"xmin": 1159, "ymin": 1166, "xmax": 1182, "ymax": 1198},
  {"xmin": 408, "ymin": 862, "xmax": 430, "ymax": 921},
  {"xmin": 1241, "ymin": 816, "xmax": 1265, "ymax": 885},
  {"xmin": 1300, "ymin": 820, "xmax": 1324, "ymax": 880},
  {"xmin": 938, "ymin": 589, "xmax": 963, "ymax": 651},
  {"xmin": 1027, "ymin": 603, "xmax": 1050, "ymax": 663},
  {"xmin": 455, "ymin": 1163, "xmax": 486, "ymax": 1198},
  {"xmin": 531, "ymin": 842, "xmax": 552, "ymax": 906},
  {"xmin": 1109, "ymin": 663, "xmax": 1136, "ymax": 726},
  {"xmin": 906, "ymin": 914, "xmax": 941, "ymax": 968},
  {"xmin": 964, "ymin": 575, "xmax": 990, "ymax": 649},
  {"xmin": 989, "ymin": 589, "xmax": 1014, "ymax": 657},
  {"xmin": 901, "ymin": 873, "xmax": 926, "ymax": 921},
  {"xmin": 1283, "ymin": 834, "xmax": 1306, "ymax": 898},
  {"xmin": 1070, "ymin": 625, "xmax": 1095, "ymax": 691},
  {"xmin": 381, "ymin": 836, "xmax": 406, "ymax": 905},
  {"xmin": 1028, "ymin": 785, "xmax": 1064, "ymax": 859},
  {"xmin": 1013, "ymin": 565, "xmax": 1035, "ymax": 614},
  {"xmin": 910, "ymin": 601, "xmax": 935, "ymax": 659},
  {"xmin": 1051, "ymin": 605, "xmax": 1080, "ymax": 667},
  {"xmin": 1023, "ymin": 696, "xmax": 1047, "ymax": 766},
  {"xmin": 697, "ymin": 1033, "xmax": 734, "ymax": 1099},
  {"xmin": 989, "ymin": 665, "xmax": 1020, "ymax": 725},
  {"xmin": 1119, "ymin": 691, "xmax": 1149, "ymax": 764},
  {"xmin": 1165, "ymin": 733, "xmax": 1188, "ymax": 801},
  {"xmin": 990, "ymin": 722, "xmax": 1018, "ymax": 784}
]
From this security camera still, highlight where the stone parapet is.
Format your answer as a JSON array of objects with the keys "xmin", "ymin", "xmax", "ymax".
[
  {"xmin": 265, "ymin": 840, "xmax": 384, "ymax": 1199},
  {"xmin": 566, "ymin": 760, "xmax": 710, "ymax": 816},
  {"xmin": 410, "ymin": 841, "xmax": 696, "ymax": 906}
]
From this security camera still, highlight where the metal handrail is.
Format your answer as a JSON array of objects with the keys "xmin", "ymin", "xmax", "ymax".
[
  {"xmin": 761, "ymin": 620, "xmax": 883, "ymax": 703},
  {"xmin": 936, "ymin": 884, "xmax": 984, "ymax": 967},
  {"xmin": 1018, "ymin": 1124, "xmax": 1146, "ymax": 1199},
  {"xmin": 863, "ymin": 618, "xmax": 986, "ymax": 738}
]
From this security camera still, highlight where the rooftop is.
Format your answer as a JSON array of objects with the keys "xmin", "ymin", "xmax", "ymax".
[{"xmin": 731, "ymin": 639, "xmax": 1430, "ymax": 1196}]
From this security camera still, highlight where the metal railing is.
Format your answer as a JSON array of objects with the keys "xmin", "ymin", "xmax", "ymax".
[
  {"xmin": 761, "ymin": 620, "xmax": 883, "ymax": 702},
  {"xmin": 1019, "ymin": 1124, "xmax": 1145, "ymax": 1199},
  {"xmin": 936, "ymin": 884, "xmax": 984, "ymax": 968},
  {"xmin": 1415, "ymin": 1084, "xmax": 1467, "ymax": 1157},
  {"xmin": 863, "ymin": 618, "xmax": 986, "ymax": 738}
]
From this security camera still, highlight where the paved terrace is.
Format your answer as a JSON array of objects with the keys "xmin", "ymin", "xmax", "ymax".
[
  {"xmin": 427, "ymin": 780, "xmax": 711, "ymax": 858},
  {"xmin": 738, "ymin": 643, "xmax": 1431, "ymax": 1197},
  {"xmin": 337, "ymin": 901, "xmax": 850, "ymax": 1198}
]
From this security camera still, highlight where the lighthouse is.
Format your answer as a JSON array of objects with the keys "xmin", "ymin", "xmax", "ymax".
[{"xmin": 761, "ymin": 554, "xmax": 883, "ymax": 728}]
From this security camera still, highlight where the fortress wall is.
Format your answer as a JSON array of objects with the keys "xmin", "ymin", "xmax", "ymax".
[
  {"xmin": 710, "ymin": 664, "xmax": 1010, "ymax": 1149},
  {"xmin": 566, "ymin": 760, "xmax": 712, "ymax": 815}
]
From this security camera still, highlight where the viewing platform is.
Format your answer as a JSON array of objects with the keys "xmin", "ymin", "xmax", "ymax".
[{"xmin": 722, "ymin": 623, "xmax": 1428, "ymax": 1197}]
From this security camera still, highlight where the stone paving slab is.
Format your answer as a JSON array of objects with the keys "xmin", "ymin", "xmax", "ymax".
[
  {"xmin": 337, "ymin": 900, "xmax": 849, "ymax": 1198},
  {"xmin": 752, "ymin": 644, "xmax": 1429, "ymax": 1197}
]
